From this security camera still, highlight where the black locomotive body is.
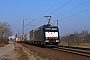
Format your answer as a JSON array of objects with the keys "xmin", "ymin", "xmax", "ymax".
[{"xmin": 25, "ymin": 24, "xmax": 60, "ymax": 46}]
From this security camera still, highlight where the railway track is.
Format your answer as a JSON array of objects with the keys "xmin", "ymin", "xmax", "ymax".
[
  {"xmin": 53, "ymin": 45, "xmax": 90, "ymax": 57},
  {"xmin": 19, "ymin": 43, "xmax": 90, "ymax": 60},
  {"xmin": 20, "ymin": 42, "xmax": 90, "ymax": 57},
  {"xmin": 21, "ymin": 42, "xmax": 90, "ymax": 57}
]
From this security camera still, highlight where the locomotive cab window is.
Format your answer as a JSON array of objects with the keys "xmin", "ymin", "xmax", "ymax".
[
  {"xmin": 45, "ymin": 28, "xmax": 57, "ymax": 30},
  {"xmin": 45, "ymin": 27, "xmax": 58, "ymax": 32},
  {"xmin": 45, "ymin": 28, "xmax": 51, "ymax": 30},
  {"xmin": 52, "ymin": 28, "xmax": 57, "ymax": 30}
]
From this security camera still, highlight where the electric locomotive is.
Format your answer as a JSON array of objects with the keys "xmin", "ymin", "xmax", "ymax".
[{"xmin": 25, "ymin": 24, "xmax": 60, "ymax": 46}]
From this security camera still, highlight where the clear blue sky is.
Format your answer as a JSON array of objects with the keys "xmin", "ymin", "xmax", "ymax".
[{"xmin": 0, "ymin": 0, "xmax": 90, "ymax": 36}]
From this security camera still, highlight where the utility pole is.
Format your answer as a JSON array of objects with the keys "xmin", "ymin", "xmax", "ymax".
[
  {"xmin": 22, "ymin": 19, "xmax": 26, "ymax": 37},
  {"xmin": 18, "ymin": 30, "xmax": 19, "ymax": 37},
  {"xmin": 56, "ymin": 19, "xmax": 58, "ymax": 27},
  {"xmin": 44, "ymin": 16, "xmax": 52, "ymax": 24}
]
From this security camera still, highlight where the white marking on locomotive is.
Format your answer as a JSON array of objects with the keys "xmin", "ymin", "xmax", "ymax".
[{"xmin": 45, "ymin": 32, "xmax": 58, "ymax": 37}]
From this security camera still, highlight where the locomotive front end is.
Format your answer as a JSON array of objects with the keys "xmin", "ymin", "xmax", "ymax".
[{"xmin": 44, "ymin": 26, "xmax": 60, "ymax": 46}]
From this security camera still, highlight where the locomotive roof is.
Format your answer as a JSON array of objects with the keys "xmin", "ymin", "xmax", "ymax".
[
  {"xmin": 43, "ymin": 24, "xmax": 58, "ymax": 28},
  {"xmin": 29, "ymin": 24, "xmax": 58, "ymax": 32},
  {"xmin": 37, "ymin": 24, "xmax": 58, "ymax": 30}
]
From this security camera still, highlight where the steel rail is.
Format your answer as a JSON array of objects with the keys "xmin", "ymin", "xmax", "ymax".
[{"xmin": 53, "ymin": 45, "xmax": 90, "ymax": 57}]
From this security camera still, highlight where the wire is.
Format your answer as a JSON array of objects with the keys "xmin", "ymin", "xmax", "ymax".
[
  {"xmin": 34, "ymin": 0, "xmax": 72, "ymax": 27},
  {"xmin": 53, "ymin": 0, "xmax": 90, "ymax": 19},
  {"xmin": 33, "ymin": 0, "xmax": 60, "ymax": 26},
  {"xmin": 60, "ymin": 8, "xmax": 90, "ymax": 21},
  {"xmin": 50, "ymin": 0, "xmax": 72, "ymax": 15},
  {"xmin": 40, "ymin": 0, "xmax": 60, "ymax": 16},
  {"xmin": 24, "ymin": 19, "xmax": 34, "ymax": 27},
  {"xmin": 25, "ymin": 0, "xmax": 60, "ymax": 28}
]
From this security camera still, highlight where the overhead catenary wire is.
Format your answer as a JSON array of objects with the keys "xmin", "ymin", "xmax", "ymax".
[
  {"xmin": 60, "ymin": 8, "xmax": 90, "ymax": 21},
  {"xmin": 25, "ymin": 0, "xmax": 60, "ymax": 28},
  {"xmin": 50, "ymin": 0, "xmax": 72, "ymax": 15},
  {"xmin": 34, "ymin": 0, "xmax": 72, "ymax": 26},
  {"xmin": 38, "ymin": 0, "xmax": 60, "ymax": 17},
  {"xmin": 24, "ymin": 19, "xmax": 34, "ymax": 27},
  {"xmin": 24, "ymin": 0, "xmax": 90, "ymax": 32},
  {"xmin": 33, "ymin": 0, "xmax": 60, "ymax": 26},
  {"xmin": 53, "ymin": 0, "xmax": 90, "ymax": 19}
]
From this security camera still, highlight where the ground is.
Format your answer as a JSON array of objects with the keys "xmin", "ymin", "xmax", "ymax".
[{"xmin": 0, "ymin": 43, "xmax": 49, "ymax": 60}]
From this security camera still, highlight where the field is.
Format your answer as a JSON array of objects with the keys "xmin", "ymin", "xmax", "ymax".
[{"xmin": 60, "ymin": 41, "xmax": 90, "ymax": 48}]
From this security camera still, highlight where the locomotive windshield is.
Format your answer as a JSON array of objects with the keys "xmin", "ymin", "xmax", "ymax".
[
  {"xmin": 52, "ymin": 28, "xmax": 57, "ymax": 30},
  {"xmin": 45, "ymin": 27, "xmax": 59, "ymax": 38}
]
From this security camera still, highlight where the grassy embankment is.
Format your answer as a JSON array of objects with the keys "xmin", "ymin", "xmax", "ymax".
[{"xmin": 14, "ymin": 43, "xmax": 49, "ymax": 60}]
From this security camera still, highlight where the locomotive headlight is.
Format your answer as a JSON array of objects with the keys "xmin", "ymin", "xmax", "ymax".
[
  {"xmin": 56, "ymin": 40, "xmax": 59, "ymax": 42},
  {"xmin": 45, "ymin": 40, "xmax": 49, "ymax": 42}
]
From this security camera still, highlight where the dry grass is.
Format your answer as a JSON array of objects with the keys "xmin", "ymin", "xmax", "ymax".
[
  {"xmin": 14, "ymin": 43, "xmax": 49, "ymax": 60},
  {"xmin": 60, "ymin": 41, "xmax": 90, "ymax": 48},
  {"xmin": 79, "ymin": 43, "xmax": 90, "ymax": 48},
  {"xmin": 14, "ymin": 43, "xmax": 28, "ymax": 60}
]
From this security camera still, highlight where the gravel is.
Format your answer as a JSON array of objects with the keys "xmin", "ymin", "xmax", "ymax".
[{"xmin": 21, "ymin": 43, "xmax": 90, "ymax": 60}]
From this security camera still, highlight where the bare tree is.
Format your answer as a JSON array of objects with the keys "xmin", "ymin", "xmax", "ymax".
[
  {"xmin": 85, "ymin": 34, "xmax": 90, "ymax": 43},
  {"xmin": 61, "ymin": 30, "xmax": 90, "ymax": 47},
  {"xmin": 80, "ymin": 30, "xmax": 88, "ymax": 43},
  {"xmin": 0, "ymin": 22, "xmax": 12, "ymax": 38}
]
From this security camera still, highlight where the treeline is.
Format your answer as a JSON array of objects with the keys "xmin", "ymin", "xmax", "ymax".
[
  {"xmin": 61, "ymin": 30, "xmax": 90, "ymax": 46},
  {"xmin": 0, "ymin": 22, "xmax": 12, "ymax": 44}
]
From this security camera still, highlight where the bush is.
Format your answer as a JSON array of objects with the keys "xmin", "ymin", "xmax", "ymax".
[{"xmin": 0, "ymin": 36, "xmax": 9, "ymax": 44}]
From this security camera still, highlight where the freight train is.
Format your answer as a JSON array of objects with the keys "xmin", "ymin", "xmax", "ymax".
[{"xmin": 24, "ymin": 24, "xmax": 60, "ymax": 46}]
